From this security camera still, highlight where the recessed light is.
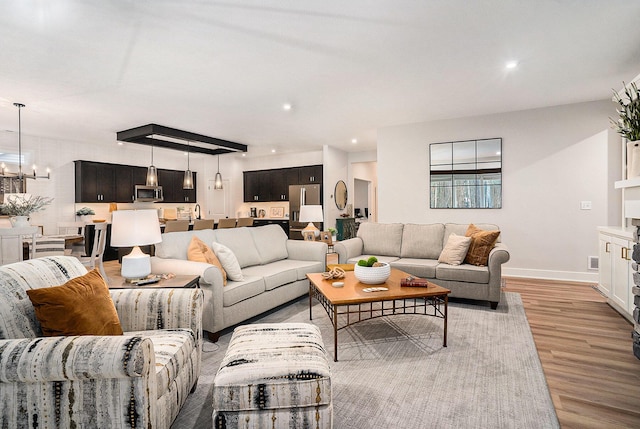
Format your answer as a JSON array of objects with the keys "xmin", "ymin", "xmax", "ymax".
[
  {"xmin": 505, "ymin": 61, "xmax": 518, "ymax": 70},
  {"xmin": 242, "ymin": 153, "xmax": 246, "ymax": 157},
  {"xmin": 283, "ymin": 103, "xmax": 292, "ymax": 111},
  {"xmin": 271, "ymin": 149, "xmax": 276, "ymax": 153},
  {"xmin": 117, "ymin": 142, "xmax": 123, "ymax": 146},
  {"xmin": 351, "ymin": 138, "xmax": 358, "ymax": 144}
]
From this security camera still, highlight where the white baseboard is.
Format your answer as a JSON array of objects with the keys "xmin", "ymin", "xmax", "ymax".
[{"xmin": 503, "ymin": 267, "xmax": 598, "ymax": 283}]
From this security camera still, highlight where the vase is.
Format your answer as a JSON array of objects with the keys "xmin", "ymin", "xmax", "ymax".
[
  {"xmin": 79, "ymin": 215, "xmax": 94, "ymax": 223},
  {"xmin": 628, "ymin": 141, "xmax": 640, "ymax": 178},
  {"xmin": 354, "ymin": 262, "xmax": 391, "ymax": 284},
  {"xmin": 10, "ymin": 216, "xmax": 30, "ymax": 228}
]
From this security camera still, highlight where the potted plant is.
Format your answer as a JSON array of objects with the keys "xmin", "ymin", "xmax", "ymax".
[
  {"xmin": 611, "ymin": 81, "xmax": 640, "ymax": 141},
  {"xmin": 0, "ymin": 195, "xmax": 53, "ymax": 227},
  {"xmin": 354, "ymin": 256, "xmax": 391, "ymax": 284},
  {"xmin": 76, "ymin": 207, "xmax": 95, "ymax": 223},
  {"xmin": 328, "ymin": 227, "xmax": 337, "ymax": 241},
  {"xmin": 612, "ymin": 81, "xmax": 640, "ymax": 178}
]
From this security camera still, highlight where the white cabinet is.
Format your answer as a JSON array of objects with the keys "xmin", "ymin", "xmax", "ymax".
[
  {"xmin": 597, "ymin": 228, "xmax": 634, "ymax": 321},
  {"xmin": 598, "ymin": 234, "xmax": 612, "ymax": 296}
]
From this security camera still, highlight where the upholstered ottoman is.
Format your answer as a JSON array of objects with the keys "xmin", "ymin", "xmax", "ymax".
[{"xmin": 213, "ymin": 323, "xmax": 332, "ymax": 429}]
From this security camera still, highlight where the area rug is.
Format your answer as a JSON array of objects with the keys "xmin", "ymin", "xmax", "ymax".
[{"xmin": 171, "ymin": 292, "xmax": 559, "ymax": 428}]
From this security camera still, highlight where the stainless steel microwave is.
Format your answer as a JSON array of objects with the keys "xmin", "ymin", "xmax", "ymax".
[{"xmin": 134, "ymin": 185, "xmax": 163, "ymax": 202}]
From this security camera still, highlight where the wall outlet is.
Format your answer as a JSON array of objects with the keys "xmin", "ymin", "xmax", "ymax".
[{"xmin": 580, "ymin": 201, "xmax": 592, "ymax": 210}]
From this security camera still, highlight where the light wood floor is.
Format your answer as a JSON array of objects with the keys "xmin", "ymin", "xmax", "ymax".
[
  {"xmin": 503, "ymin": 277, "xmax": 640, "ymax": 429},
  {"xmin": 105, "ymin": 260, "xmax": 640, "ymax": 427}
]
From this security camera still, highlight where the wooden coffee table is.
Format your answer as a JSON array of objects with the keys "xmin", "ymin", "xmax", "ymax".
[{"xmin": 307, "ymin": 268, "xmax": 450, "ymax": 361}]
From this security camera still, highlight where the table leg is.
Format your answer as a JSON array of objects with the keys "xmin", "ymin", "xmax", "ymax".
[
  {"xmin": 443, "ymin": 295, "xmax": 448, "ymax": 347},
  {"xmin": 333, "ymin": 305, "xmax": 338, "ymax": 362},
  {"xmin": 309, "ymin": 282, "xmax": 313, "ymax": 320}
]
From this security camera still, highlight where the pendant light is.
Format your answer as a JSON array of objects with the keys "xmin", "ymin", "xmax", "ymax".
[
  {"xmin": 183, "ymin": 141, "xmax": 194, "ymax": 190},
  {"xmin": 214, "ymin": 155, "xmax": 223, "ymax": 190},
  {"xmin": 146, "ymin": 139, "xmax": 158, "ymax": 186}
]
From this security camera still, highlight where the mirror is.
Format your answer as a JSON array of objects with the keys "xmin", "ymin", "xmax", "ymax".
[
  {"xmin": 430, "ymin": 138, "xmax": 502, "ymax": 209},
  {"xmin": 334, "ymin": 180, "xmax": 348, "ymax": 210}
]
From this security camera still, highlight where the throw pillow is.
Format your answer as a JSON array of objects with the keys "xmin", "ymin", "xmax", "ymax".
[
  {"xmin": 464, "ymin": 224, "xmax": 501, "ymax": 266},
  {"xmin": 187, "ymin": 236, "xmax": 228, "ymax": 285},
  {"xmin": 438, "ymin": 234, "xmax": 472, "ymax": 265},
  {"xmin": 211, "ymin": 241, "xmax": 244, "ymax": 281},
  {"xmin": 26, "ymin": 269, "xmax": 123, "ymax": 337}
]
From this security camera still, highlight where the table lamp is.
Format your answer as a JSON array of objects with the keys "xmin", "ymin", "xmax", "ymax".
[
  {"xmin": 299, "ymin": 205, "xmax": 323, "ymax": 238},
  {"xmin": 110, "ymin": 209, "xmax": 162, "ymax": 280}
]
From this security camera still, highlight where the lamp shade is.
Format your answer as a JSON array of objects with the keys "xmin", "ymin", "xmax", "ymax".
[
  {"xmin": 299, "ymin": 205, "xmax": 324, "ymax": 223},
  {"xmin": 111, "ymin": 209, "xmax": 162, "ymax": 247}
]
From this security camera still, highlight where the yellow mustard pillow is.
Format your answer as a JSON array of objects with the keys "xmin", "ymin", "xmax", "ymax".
[
  {"xmin": 464, "ymin": 224, "xmax": 501, "ymax": 266},
  {"xmin": 187, "ymin": 236, "xmax": 227, "ymax": 285},
  {"xmin": 26, "ymin": 269, "xmax": 123, "ymax": 337}
]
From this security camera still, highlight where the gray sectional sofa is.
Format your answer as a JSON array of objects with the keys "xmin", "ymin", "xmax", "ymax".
[
  {"xmin": 150, "ymin": 224, "xmax": 327, "ymax": 339},
  {"xmin": 334, "ymin": 222, "xmax": 510, "ymax": 309}
]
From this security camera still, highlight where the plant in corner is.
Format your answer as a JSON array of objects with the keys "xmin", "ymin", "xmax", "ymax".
[{"xmin": 611, "ymin": 81, "xmax": 640, "ymax": 141}]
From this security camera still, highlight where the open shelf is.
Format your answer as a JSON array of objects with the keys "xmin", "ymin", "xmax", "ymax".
[{"xmin": 614, "ymin": 177, "xmax": 640, "ymax": 189}]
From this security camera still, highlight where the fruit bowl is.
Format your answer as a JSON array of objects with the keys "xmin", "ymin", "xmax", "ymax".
[{"xmin": 354, "ymin": 262, "xmax": 391, "ymax": 284}]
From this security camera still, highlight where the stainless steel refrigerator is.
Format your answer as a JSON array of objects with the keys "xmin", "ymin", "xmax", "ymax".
[{"xmin": 289, "ymin": 184, "xmax": 322, "ymax": 239}]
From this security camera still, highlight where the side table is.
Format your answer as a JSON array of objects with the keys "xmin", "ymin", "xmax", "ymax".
[{"xmin": 107, "ymin": 274, "xmax": 200, "ymax": 289}]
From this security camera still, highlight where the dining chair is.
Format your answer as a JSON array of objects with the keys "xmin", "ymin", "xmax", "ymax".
[
  {"xmin": 0, "ymin": 226, "xmax": 39, "ymax": 265},
  {"xmin": 76, "ymin": 222, "xmax": 108, "ymax": 279},
  {"xmin": 57, "ymin": 221, "xmax": 86, "ymax": 255},
  {"xmin": 164, "ymin": 220, "xmax": 190, "ymax": 233},
  {"xmin": 192, "ymin": 219, "xmax": 215, "ymax": 230},
  {"xmin": 236, "ymin": 217, "xmax": 254, "ymax": 227},
  {"xmin": 217, "ymin": 218, "xmax": 237, "ymax": 229}
]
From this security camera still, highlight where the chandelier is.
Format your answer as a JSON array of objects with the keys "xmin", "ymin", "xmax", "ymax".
[{"xmin": 0, "ymin": 103, "xmax": 50, "ymax": 186}]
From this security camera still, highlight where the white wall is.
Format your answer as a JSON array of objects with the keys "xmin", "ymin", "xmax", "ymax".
[
  {"xmin": 377, "ymin": 100, "xmax": 620, "ymax": 282},
  {"xmin": 323, "ymin": 145, "xmax": 349, "ymax": 230}
]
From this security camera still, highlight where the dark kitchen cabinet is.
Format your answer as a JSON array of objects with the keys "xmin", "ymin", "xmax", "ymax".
[
  {"xmin": 244, "ymin": 170, "xmax": 271, "ymax": 202},
  {"xmin": 298, "ymin": 165, "xmax": 323, "ymax": 184},
  {"xmin": 75, "ymin": 161, "xmax": 116, "ymax": 203},
  {"xmin": 158, "ymin": 169, "xmax": 197, "ymax": 203},
  {"xmin": 243, "ymin": 165, "xmax": 323, "ymax": 202},
  {"xmin": 75, "ymin": 161, "xmax": 196, "ymax": 203}
]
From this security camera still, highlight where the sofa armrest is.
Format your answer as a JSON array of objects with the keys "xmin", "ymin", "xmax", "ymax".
[
  {"xmin": 286, "ymin": 240, "xmax": 327, "ymax": 262},
  {"xmin": 0, "ymin": 335, "xmax": 154, "ymax": 383},
  {"xmin": 334, "ymin": 237, "xmax": 364, "ymax": 263},
  {"xmin": 110, "ymin": 288, "xmax": 203, "ymax": 344},
  {"xmin": 488, "ymin": 243, "xmax": 510, "ymax": 267}
]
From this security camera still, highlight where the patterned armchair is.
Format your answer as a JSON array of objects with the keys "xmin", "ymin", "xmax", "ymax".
[{"xmin": 0, "ymin": 256, "xmax": 203, "ymax": 429}]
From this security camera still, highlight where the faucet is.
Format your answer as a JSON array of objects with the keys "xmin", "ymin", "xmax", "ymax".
[{"xmin": 194, "ymin": 204, "xmax": 201, "ymax": 220}]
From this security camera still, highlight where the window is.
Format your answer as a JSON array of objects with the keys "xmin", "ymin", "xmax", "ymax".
[{"xmin": 429, "ymin": 138, "xmax": 502, "ymax": 209}]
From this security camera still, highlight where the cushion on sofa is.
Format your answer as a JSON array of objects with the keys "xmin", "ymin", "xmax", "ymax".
[
  {"xmin": 250, "ymin": 224, "xmax": 289, "ymax": 264},
  {"xmin": 214, "ymin": 227, "xmax": 262, "ymax": 268},
  {"xmin": 128, "ymin": 328, "xmax": 196, "ymax": 399},
  {"xmin": 222, "ymin": 276, "xmax": 266, "ymax": 307},
  {"xmin": 400, "ymin": 223, "xmax": 445, "ymax": 259},
  {"xmin": 390, "ymin": 258, "xmax": 438, "ymax": 278},
  {"xmin": 464, "ymin": 224, "xmax": 501, "ymax": 266},
  {"xmin": 155, "ymin": 229, "xmax": 216, "ymax": 260},
  {"xmin": 436, "ymin": 263, "xmax": 490, "ymax": 284},
  {"xmin": 438, "ymin": 234, "xmax": 472, "ymax": 265},
  {"xmin": 358, "ymin": 223, "xmax": 404, "ymax": 257},
  {"xmin": 211, "ymin": 242, "xmax": 244, "ymax": 281},
  {"xmin": 187, "ymin": 236, "xmax": 227, "ymax": 285},
  {"xmin": 242, "ymin": 263, "xmax": 298, "ymax": 291},
  {"xmin": 444, "ymin": 223, "xmax": 500, "ymax": 243},
  {"xmin": 26, "ymin": 269, "xmax": 123, "ymax": 337}
]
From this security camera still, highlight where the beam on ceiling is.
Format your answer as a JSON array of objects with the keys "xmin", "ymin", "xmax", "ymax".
[{"xmin": 116, "ymin": 124, "xmax": 248, "ymax": 156}]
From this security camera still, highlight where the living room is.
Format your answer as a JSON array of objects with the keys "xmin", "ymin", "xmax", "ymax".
[{"xmin": 1, "ymin": 1, "xmax": 640, "ymax": 428}]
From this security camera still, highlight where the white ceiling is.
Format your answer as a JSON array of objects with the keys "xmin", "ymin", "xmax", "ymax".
[{"xmin": 1, "ymin": 0, "xmax": 639, "ymax": 158}]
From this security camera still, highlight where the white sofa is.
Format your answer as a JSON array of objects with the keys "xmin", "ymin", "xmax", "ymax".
[
  {"xmin": 150, "ymin": 224, "xmax": 327, "ymax": 340},
  {"xmin": 334, "ymin": 222, "xmax": 510, "ymax": 309}
]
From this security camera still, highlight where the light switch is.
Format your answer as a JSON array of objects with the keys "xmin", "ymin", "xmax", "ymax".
[{"xmin": 580, "ymin": 201, "xmax": 592, "ymax": 210}]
